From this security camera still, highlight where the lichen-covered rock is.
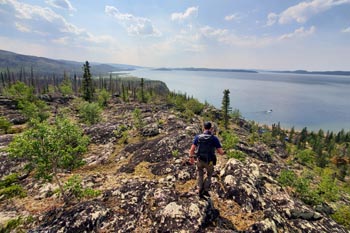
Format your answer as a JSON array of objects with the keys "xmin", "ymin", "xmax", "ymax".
[
  {"xmin": 29, "ymin": 201, "xmax": 111, "ymax": 233},
  {"xmin": 84, "ymin": 123, "xmax": 119, "ymax": 144},
  {"xmin": 215, "ymin": 158, "xmax": 349, "ymax": 233}
]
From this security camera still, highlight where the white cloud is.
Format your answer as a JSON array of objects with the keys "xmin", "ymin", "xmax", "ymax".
[
  {"xmin": 171, "ymin": 6, "xmax": 198, "ymax": 21},
  {"xmin": 200, "ymin": 26, "xmax": 228, "ymax": 38},
  {"xmin": 342, "ymin": 26, "xmax": 350, "ymax": 32},
  {"xmin": 224, "ymin": 13, "xmax": 241, "ymax": 21},
  {"xmin": 15, "ymin": 22, "xmax": 30, "ymax": 32},
  {"xmin": 267, "ymin": 0, "xmax": 350, "ymax": 25},
  {"xmin": 105, "ymin": 5, "xmax": 161, "ymax": 36},
  {"xmin": 279, "ymin": 26, "xmax": 316, "ymax": 40},
  {"xmin": 1, "ymin": 0, "xmax": 111, "ymax": 45},
  {"xmin": 46, "ymin": 0, "xmax": 75, "ymax": 11},
  {"xmin": 266, "ymin": 13, "xmax": 278, "ymax": 26}
]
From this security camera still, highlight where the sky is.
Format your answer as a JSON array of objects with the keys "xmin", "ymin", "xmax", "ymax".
[{"xmin": 0, "ymin": 0, "xmax": 350, "ymax": 71}]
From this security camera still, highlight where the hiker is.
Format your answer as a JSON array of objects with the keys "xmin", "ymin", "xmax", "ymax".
[{"xmin": 189, "ymin": 121, "xmax": 224, "ymax": 197}]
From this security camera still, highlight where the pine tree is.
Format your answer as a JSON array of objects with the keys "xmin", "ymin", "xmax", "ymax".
[
  {"xmin": 222, "ymin": 89, "xmax": 230, "ymax": 129},
  {"xmin": 140, "ymin": 78, "xmax": 146, "ymax": 103},
  {"xmin": 82, "ymin": 61, "xmax": 94, "ymax": 102}
]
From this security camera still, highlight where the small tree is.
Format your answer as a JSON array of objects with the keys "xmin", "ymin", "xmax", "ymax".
[
  {"xmin": 222, "ymin": 89, "xmax": 230, "ymax": 129},
  {"xmin": 8, "ymin": 117, "xmax": 89, "ymax": 202},
  {"xmin": 133, "ymin": 108, "xmax": 144, "ymax": 133},
  {"xmin": 59, "ymin": 71, "xmax": 73, "ymax": 96},
  {"xmin": 140, "ymin": 78, "xmax": 146, "ymax": 103},
  {"xmin": 79, "ymin": 102, "xmax": 102, "ymax": 125},
  {"xmin": 82, "ymin": 61, "xmax": 94, "ymax": 102},
  {"xmin": 97, "ymin": 88, "xmax": 110, "ymax": 107}
]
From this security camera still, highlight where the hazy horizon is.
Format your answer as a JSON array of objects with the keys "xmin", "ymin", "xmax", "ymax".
[{"xmin": 1, "ymin": 0, "xmax": 350, "ymax": 71}]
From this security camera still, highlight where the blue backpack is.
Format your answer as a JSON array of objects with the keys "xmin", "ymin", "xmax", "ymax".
[{"xmin": 196, "ymin": 134, "xmax": 216, "ymax": 164}]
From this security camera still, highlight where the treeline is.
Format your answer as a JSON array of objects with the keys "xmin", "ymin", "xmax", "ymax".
[{"xmin": 0, "ymin": 62, "xmax": 168, "ymax": 98}]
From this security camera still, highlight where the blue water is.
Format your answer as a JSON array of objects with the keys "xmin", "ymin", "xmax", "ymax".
[{"xmin": 125, "ymin": 69, "xmax": 350, "ymax": 132}]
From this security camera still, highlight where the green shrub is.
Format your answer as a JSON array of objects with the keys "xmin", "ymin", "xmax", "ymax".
[
  {"xmin": 0, "ymin": 216, "xmax": 35, "ymax": 232},
  {"xmin": 0, "ymin": 184, "xmax": 26, "ymax": 199},
  {"xmin": 4, "ymin": 82, "xmax": 49, "ymax": 122},
  {"xmin": 79, "ymin": 102, "xmax": 102, "ymax": 125},
  {"xmin": 294, "ymin": 177, "xmax": 321, "ymax": 205},
  {"xmin": 0, "ymin": 173, "xmax": 26, "ymax": 200},
  {"xmin": 0, "ymin": 173, "xmax": 19, "ymax": 188},
  {"xmin": 0, "ymin": 116, "xmax": 12, "ymax": 134},
  {"xmin": 184, "ymin": 98, "xmax": 204, "ymax": 115},
  {"xmin": 278, "ymin": 169, "xmax": 297, "ymax": 187},
  {"xmin": 261, "ymin": 131, "xmax": 273, "ymax": 145},
  {"xmin": 331, "ymin": 205, "xmax": 350, "ymax": 230},
  {"xmin": 64, "ymin": 175, "xmax": 101, "ymax": 200},
  {"xmin": 296, "ymin": 149, "xmax": 315, "ymax": 166},
  {"xmin": 318, "ymin": 168, "xmax": 339, "ymax": 202},
  {"xmin": 221, "ymin": 131, "xmax": 239, "ymax": 151},
  {"xmin": 172, "ymin": 149, "xmax": 179, "ymax": 157},
  {"xmin": 278, "ymin": 169, "xmax": 322, "ymax": 205},
  {"xmin": 227, "ymin": 150, "xmax": 246, "ymax": 161}
]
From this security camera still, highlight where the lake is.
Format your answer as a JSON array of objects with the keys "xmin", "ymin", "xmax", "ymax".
[{"xmin": 124, "ymin": 69, "xmax": 350, "ymax": 132}]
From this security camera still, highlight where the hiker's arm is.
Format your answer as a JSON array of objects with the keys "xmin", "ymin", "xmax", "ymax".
[
  {"xmin": 189, "ymin": 144, "xmax": 196, "ymax": 157},
  {"xmin": 216, "ymin": 147, "xmax": 224, "ymax": 155}
]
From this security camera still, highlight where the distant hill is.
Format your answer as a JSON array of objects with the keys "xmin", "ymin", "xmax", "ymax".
[{"xmin": 0, "ymin": 50, "xmax": 140, "ymax": 76}]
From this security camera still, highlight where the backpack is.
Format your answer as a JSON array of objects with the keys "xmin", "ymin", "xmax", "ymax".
[{"xmin": 196, "ymin": 134, "xmax": 216, "ymax": 164}]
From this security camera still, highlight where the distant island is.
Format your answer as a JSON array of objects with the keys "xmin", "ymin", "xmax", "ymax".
[
  {"xmin": 153, "ymin": 67, "xmax": 258, "ymax": 73},
  {"xmin": 272, "ymin": 70, "xmax": 350, "ymax": 76}
]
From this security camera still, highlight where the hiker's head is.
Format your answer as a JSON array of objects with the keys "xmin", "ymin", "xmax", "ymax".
[{"xmin": 203, "ymin": 122, "xmax": 212, "ymax": 130}]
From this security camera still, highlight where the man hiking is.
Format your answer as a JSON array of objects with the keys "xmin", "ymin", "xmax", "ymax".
[{"xmin": 189, "ymin": 122, "xmax": 224, "ymax": 197}]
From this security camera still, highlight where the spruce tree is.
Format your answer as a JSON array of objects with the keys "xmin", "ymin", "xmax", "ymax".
[
  {"xmin": 140, "ymin": 78, "xmax": 145, "ymax": 103},
  {"xmin": 222, "ymin": 89, "xmax": 230, "ymax": 129},
  {"xmin": 82, "ymin": 61, "xmax": 94, "ymax": 102}
]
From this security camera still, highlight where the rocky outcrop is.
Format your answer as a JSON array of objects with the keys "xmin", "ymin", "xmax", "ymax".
[{"xmin": 1, "ymin": 101, "xmax": 349, "ymax": 232}]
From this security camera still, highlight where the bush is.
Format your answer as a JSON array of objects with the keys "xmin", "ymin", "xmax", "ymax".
[
  {"xmin": 64, "ymin": 175, "xmax": 101, "ymax": 200},
  {"xmin": 294, "ymin": 177, "xmax": 321, "ymax": 205},
  {"xmin": 0, "ymin": 116, "xmax": 12, "ymax": 134},
  {"xmin": 0, "ymin": 173, "xmax": 26, "ymax": 200},
  {"xmin": 184, "ymin": 98, "xmax": 204, "ymax": 115},
  {"xmin": 227, "ymin": 150, "xmax": 246, "ymax": 161},
  {"xmin": 331, "ymin": 205, "xmax": 350, "ymax": 230},
  {"xmin": 0, "ymin": 184, "xmax": 26, "ymax": 199},
  {"xmin": 221, "ymin": 131, "xmax": 239, "ymax": 151},
  {"xmin": 261, "ymin": 131, "xmax": 273, "ymax": 145},
  {"xmin": 4, "ymin": 82, "xmax": 49, "ymax": 122},
  {"xmin": 79, "ymin": 102, "xmax": 102, "ymax": 125},
  {"xmin": 295, "ymin": 149, "xmax": 315, "ymax": 166},
  {"xmin": 278, "ymin": 169, "xmax": 297, "ymax": 187},
  {"xmin": 318, "ymin": 168, "xmax": 339, "ymax": 202},
  {"xmin": 0, "ymin": 216, "xmax": 34, "ymax": 232},
  {"xmin": 278, "ymin": 169, "xmax": 322, "ymax": 205}
]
